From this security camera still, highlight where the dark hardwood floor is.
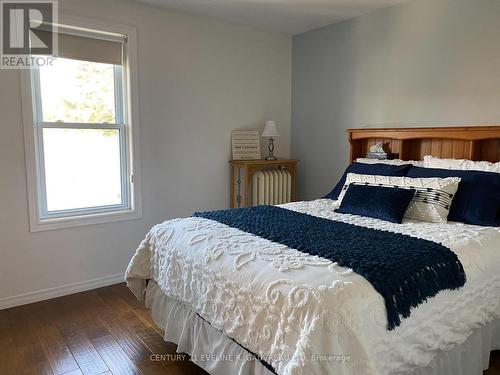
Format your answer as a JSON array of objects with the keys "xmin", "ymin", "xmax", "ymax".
[
  {"xmin": 0, "ymin": 283, "xmax": 498, "ymax": 375},
  {"xmin": 0, "ymin": 283, "xmax": 206, "ymax": 375}
]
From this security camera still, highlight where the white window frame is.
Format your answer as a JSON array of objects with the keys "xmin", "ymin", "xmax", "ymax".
[{"xmin": 21, "ymin": 15, "xmax": 142, "ymax": 232}]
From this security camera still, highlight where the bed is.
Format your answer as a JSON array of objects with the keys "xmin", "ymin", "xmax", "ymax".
[{"xmin": 126, "ymin": 126, "xmax": 500, "ymax": 375}]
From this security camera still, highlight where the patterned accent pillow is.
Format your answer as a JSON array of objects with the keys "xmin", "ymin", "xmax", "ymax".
[{"xmin": 337, "ymin": 173, "xmax": 461, "ymax": 223}]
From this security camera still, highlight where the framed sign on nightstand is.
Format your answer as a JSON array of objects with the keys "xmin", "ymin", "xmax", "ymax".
[{"xmin": 231, "ymin": 130, "xmax": 261, "ymax": 160}]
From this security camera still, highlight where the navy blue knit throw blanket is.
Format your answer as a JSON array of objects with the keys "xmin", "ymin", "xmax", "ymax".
[{"xmin": 193, "ymin": 205, "xmax": 466, "ymax": 330}]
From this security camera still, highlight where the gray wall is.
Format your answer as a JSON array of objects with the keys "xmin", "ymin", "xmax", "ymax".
[
  {"xmin": 292, "ymin": 0, "xmax": 500, "ymax": 200},
  {"xmin": 0, "ymin": 0, "xmax": 291, "ymax": 304}
]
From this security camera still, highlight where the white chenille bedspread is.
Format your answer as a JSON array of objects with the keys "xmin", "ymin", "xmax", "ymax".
[{"xmin": 125, "ymin": 199, "xmax": 500, "ymax": 375}]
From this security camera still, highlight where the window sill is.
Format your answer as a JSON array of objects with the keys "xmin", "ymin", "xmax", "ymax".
[{"xmin": 30, "ymin": 208, "xmax": 142, "ymax": 232}]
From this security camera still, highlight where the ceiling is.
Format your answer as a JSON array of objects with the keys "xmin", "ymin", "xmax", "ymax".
[{"xmin": 138, "ymin": 0, "xmax": 412, "ymax": 36}]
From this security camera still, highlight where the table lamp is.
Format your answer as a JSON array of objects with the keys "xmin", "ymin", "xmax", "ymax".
[{"xmin": 261, "ymin": 120, "xmax": 279, "ymax": 160}]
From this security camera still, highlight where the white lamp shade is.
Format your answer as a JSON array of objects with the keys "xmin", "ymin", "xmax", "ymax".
[{"xmin": 261, "ymin": 121, "xmax": 280, "ymax": 138}]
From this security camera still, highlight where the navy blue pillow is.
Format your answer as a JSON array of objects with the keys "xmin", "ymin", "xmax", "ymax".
[
  {"xmin": 325, "ymin": 162, "xmax": 412, "ymax": 200},
  {"xmin": 406, "ymin": 166, "xmax": 500, "ymax": 227},
  {"xmin": 335, "ymin": 184, "xmax": 415, "ymax": 223}
]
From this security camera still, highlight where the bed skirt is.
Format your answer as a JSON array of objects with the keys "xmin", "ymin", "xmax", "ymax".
[{"xmin": 144, "ymin": 280, "xmax": 500, "ymax": 375}]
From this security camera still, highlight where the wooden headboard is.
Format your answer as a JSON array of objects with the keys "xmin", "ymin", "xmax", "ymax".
[{"xmin": 348, "ymin": 126, "xmax": 500, "ymax": 163}]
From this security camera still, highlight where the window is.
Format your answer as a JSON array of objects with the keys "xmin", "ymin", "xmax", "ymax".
[{"xmin": 22, "ymin": 17, "xmax": 141, "ymax": 231}]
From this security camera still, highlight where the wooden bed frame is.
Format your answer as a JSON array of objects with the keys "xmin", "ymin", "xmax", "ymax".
[{"xmin": 348, "ymin": 126, "xmax": 500, "ymax": 163}]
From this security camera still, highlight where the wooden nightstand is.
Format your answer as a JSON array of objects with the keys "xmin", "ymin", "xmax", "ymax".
[{"xmin": 229, "ymin": 159, "xmax": 298, "ymax": 208}]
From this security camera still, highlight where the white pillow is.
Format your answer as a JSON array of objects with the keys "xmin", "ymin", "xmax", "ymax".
[
  {"xmin": 337, "ymin": 173, "xmax": 461, "ymax": 223},
  {"xmin": 423, "ymin": 155, "xmax": 500, "ymax": 173},
  {"xmin": 356, "ymin": 158, "xmax": 424, "ymax": 167}
]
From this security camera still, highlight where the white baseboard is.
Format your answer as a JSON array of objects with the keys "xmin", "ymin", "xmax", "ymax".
[{"xmin": 0, "ymin": 273, "xmax": 125, "ymax": 310}]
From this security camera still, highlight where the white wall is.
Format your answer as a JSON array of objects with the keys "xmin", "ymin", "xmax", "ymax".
[
  {"xmin": 0, "ymin": 0, "xmax": 291, "ymax": 306},
  {"xmin": 292, "ymin": 0, "xmax": 500, "ymax": 199}
]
